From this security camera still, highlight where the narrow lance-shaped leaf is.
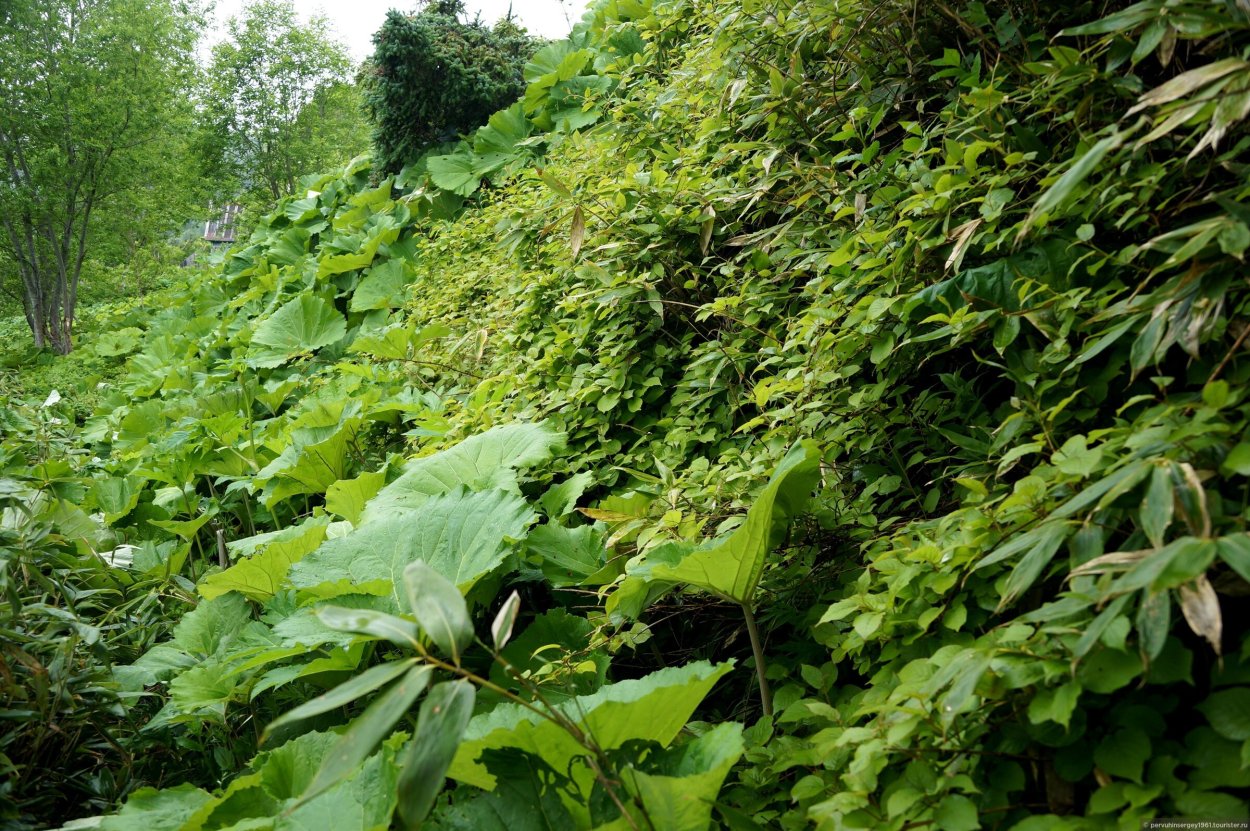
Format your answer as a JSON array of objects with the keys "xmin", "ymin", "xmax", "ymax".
[
  {"xmin": 569, "ymin": 206, "xmax": 585, "ymax": 259},
  {"xmin": 404, "ymin": 560, "xmax": 473, "ymax": 665},
  {"xmin": 1140, "ymin": 464, "xmax": 1174, "ymax": 549},
  {"xmin": 299, "ymin": 664, "xmax": 433, "ymax": 807},
  {"xmin": 1137, "ymin": 590, "xmax": 1170, "ymax": 662},
  {"xmin": 317, "ymin": 606, "xmax": 422, "ymax": 650},
  {"xmin": 263, "ymin": 657, "xmax": 419, "ymax": 744},
  {"xmin": 1020, "ymin": 131, "xmax": 1124, "ymax": 238},
  {"xmin": 396, "ymin": 680, "xmax": 477, "ymax": 829}
]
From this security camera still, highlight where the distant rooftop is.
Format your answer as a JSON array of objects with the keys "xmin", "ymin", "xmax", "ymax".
[{"xmin": 204, "ymin": 203, "xmax": 242, "ymax": 244}]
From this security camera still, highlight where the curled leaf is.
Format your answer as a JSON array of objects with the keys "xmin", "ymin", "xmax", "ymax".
[
  {"xmin": 1179, "ymin": 575, "xmax": 1222, "ymax": 655},
  {"xmin": 491, "ymin": 591, "xmax": 521, "ymax": 650}
]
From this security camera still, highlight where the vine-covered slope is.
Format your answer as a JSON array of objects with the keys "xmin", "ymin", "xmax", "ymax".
[{"xmin": 4, "ymin": 0, "xmax": 1250, "ymax": 829}]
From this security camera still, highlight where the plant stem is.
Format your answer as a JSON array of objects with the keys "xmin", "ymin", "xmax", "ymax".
[{"xmin": 742, "ymin": 603, "xmax": 773, "ymax": 718}]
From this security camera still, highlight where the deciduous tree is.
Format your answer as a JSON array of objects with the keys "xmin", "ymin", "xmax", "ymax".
[
  {"xmin": 0, "ymin": 0, "xmax": 202, "ymax": 353},
  {"xmin": 199, "ymin": 0, "xmax": 370, "ymax": 204}
]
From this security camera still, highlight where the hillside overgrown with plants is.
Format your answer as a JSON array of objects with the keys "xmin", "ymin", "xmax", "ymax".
[{"xmin": 4, "ymin": 0, "xmax": 1250, "ymax": 829}]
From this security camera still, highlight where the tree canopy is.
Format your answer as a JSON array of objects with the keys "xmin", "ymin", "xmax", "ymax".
[
  {"xmin": 0, "ymin": 0, "xmax": 201, "ymax": 353},
  {"xmin": 198, "ymin": 0, "xmax": 370, "ymax": 204}
]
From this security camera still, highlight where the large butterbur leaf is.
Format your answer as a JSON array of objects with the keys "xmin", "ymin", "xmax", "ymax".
[
  {"xmin": 448, "ymin": 661, "xmax": 733, "ymax": 800},
  {"xmin": 247, "ymin": 294, "xmax": 347, "ymax": 368},
  {"xmin": 427, "ymin": 151, "xmax": 484, "ymax": 197},
  {"xmin": 594, "ymin": 723, "xmax": 745, "ymax": 831},
  {"xmin": 426, "ymin": 750, "xmax": 576, "ymax": 830},
  {"xmin": 289, "ymin": 487, "xmax": 535, "ymax": 606},
  {"xmin": 360, "ymin": 423, "xmax": 564, "ymax": 524},
  {"xmin": 199, "ymin": 517, "xmax": 330, "ymax": 601},
  {"xmin": 351, "ymin": 259, "xmax": 413, "ymax": 311},
  {"xmin": 629, "ymin": 441, "xmax": 821, "ymax": 605}
]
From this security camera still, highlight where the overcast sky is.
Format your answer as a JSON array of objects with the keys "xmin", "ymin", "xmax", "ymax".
[{"xmin": 203, "ymin": 0, "xmax": 590, "ymax": 62}]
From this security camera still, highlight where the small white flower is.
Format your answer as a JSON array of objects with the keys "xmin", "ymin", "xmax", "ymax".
[{"xmin": 42, "ymin": 389, "xmax": 61, "ymax": 407}]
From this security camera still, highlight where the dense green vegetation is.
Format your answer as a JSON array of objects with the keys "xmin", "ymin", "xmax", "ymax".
[{"xmin": 4, "ymin": 0, "xmax": 1250, "ymax": 829}]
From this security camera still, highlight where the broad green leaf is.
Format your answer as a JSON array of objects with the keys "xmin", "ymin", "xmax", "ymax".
[
  {"xmin": 207, "ymin": 729, "xmax": 405, "ymax": 830},
  {"xmin": 90, "ymin": 475, "xmax": 146, "ymax": 524},
  {"xmin": 93, "ymin": 327, "xmax": 143, "ymax": 357},
  {"xmin": 1173, "ymin": 789, "xmax": 1250, "ymax": 820},
  {"xmin": 424, "ymin": 750, "xmax": 576, "ymax": 830},
  {"xmin": 428, "ymin": 151, "xmax": 483, "ymax": 197},
  {"xmin": 250, "ymin": 642, "xmax": 366, "ymax": 701},
  {"xmin": 97, "ymin": 783, "xmax": 215, "ymax": 831},
  {"xmin": 290, "ymin": 488, "xmax": 535, "ymax": 606},
  {"xmin": 268, "ymin": 225, "xmax": 312, "ymax": 266},
  {"xmin": 317, "ymin": 250, "xmax": 376, "ymax": 279},
  {"xmin": 264, "ymin": 658, "xmax": 420, "ymax": 743},
  {"xmin": 523, "ymin": 42, "xmax": 591, "ymax": 85},
  {"xmin": 350, "ymin": 259, "xmax": 412, "ymax": 311},
  {"xmin": 149, "ymin": 512, "xmax": 214, "ymax": 541},
  {"xmin": 255, "ymin": 403, "xmax": 364, "ymax": 508},
  {"xmin": 1052, "ymin": 436, "xmax": 1102, "ymax": 477},
  {"xmin": 404, "ymin": 561, "xmax": 474, "ymax": 664},
  {"xmin": 1026, "ymin": 681, "xmax": 1081, "ymax": 730},
  {"xmin": 169, "ymin": 661, "xmax": 236, "ymax": 720},
  {"xmin": 527, "ymin": 523, "xmax": 616, "ymax": 587},
  {"xmin": 397, "ymin": 680, "xmax": 477, "ymax": 828},
  {"xmin": 349, "ymin": 322, "xmax": 415, "ymax": 360},
  {"xmin": 172, "ymin": 593, "xmax": 255, "ymax": 657},
  {"xmin": 325, "ymin": 468, "xmax": 389, "ymax": 525},
  {"xmin": 247, "ymin": 295, "xmax": 347, "ymax": 369},
  {"xmin": 538, "ymin": 471, "xmax": 595, "ymax": 519},
  {"xmin": 1094, "ymin": 727, "xmax": 1151, "ymax": 783},
  {"xmin": 1223, "ymin": 443, "xmax": 1250, "ymax": 476},
  {"xmin": 632, "ymin": 442, "xmax": 821, "ymax": 604},
  {"xmin": 361, "ymin": 423, "xmax": 564, "ymax": 524},
  {"xmin": 1216, "ymin": 534, "xmax": 1250, "ymax": 583},
  {"xmin": 596, "ymin": 723, "xmax": 744, "ymax": 831},
  {"xmin": 934, "ymin": 794, "xmax": 979, "ymax": 831},
  {"xmin": 301, "ymin": 664, "xmax": 433, "ymax": 805},
  {"xmin": 474, "ymin": 103, "xmax": 534, "ymax": 156},
  {"xmin": 449, "ymin": 661, "xmax": 733, "ymax": 795},
  {"xmin": 284, "ymin": 197, "xmax": 320, "ymax": 223},
  {"xmin": 1078, "ymin": 648, "xmax": 1142, "ymax": 694},
  {"xmin": 200, "ymin": 517, "xmax": 330, "ymax": 601}
]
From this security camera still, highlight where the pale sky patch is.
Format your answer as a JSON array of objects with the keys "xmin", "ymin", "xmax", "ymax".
[{"xmin": 202, "ymin": 0, "xmax": 590, "ymax": 64}]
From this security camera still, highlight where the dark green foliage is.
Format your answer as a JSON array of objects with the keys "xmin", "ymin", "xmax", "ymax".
[
  {"xmin": 6, "ymin": 0, "xmax": 1250, "ymax": 827},
  {"xmin": 364, "ymin": 3, "xmax": 541, "ymax": 175}
]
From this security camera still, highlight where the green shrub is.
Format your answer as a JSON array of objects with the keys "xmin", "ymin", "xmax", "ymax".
[{"xmin": 363, "ymin": 1, "xmax": 541, "ymax": 175}]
